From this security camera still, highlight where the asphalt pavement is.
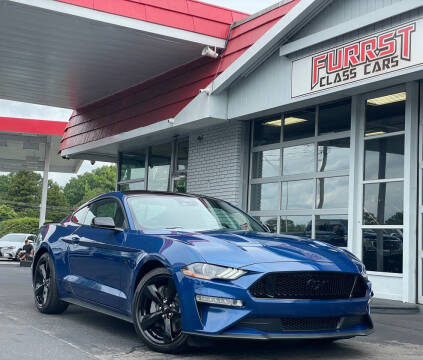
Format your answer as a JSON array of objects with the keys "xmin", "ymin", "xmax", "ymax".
[{"xmin": 0, "ymin": 261, "xmax": 422, "ymax": 360}]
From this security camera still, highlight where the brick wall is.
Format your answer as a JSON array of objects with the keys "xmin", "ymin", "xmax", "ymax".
[{"xmin": 187, "ymin": 121, "xmax": 249, "ymax": 208}]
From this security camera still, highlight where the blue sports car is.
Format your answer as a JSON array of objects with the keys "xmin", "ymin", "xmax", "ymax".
[{"xmin": 32, "ymin": 191, "xmax": 373, "ymax": 353}]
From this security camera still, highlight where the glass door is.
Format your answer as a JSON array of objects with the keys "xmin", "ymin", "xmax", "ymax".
[
  {"xmin": 358, "ymin": 84, "xmax": 419, "ymax": 302},
  {"xmin": 359, "ymin": 88, "xmax": 406, "ymax": 301}
]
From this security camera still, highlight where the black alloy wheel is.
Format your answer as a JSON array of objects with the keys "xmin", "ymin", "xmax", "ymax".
[
  {"xmin": 34, "ymin": 257, "xmax": 51, "ymax": 307},
  {"xmin": 33, "ymin": 253, "xmax": 68, "ymax": 314},
  {"xmin": 133, "ymin": 268, "xmax": 188, "ymax": 353}
]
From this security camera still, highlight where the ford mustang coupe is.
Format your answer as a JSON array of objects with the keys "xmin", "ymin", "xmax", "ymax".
[{"xmin": 32, "ymin": 191, "xmax": 373, "ymax": 353}]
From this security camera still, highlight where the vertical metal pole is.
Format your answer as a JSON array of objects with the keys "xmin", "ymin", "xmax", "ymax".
[{"xmin": 39, "ymin": 137, "xmax": 51, "ymax": 228}]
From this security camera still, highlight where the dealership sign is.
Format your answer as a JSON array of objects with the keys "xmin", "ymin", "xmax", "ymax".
[{"xmin": 291, "ymin": 20, "xmax": 423, "ymax": 97}]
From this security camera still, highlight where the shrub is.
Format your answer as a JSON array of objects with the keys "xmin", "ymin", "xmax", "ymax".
[
  {"xmin": 0, "ymin": 204, "xmax": 17, "ymax": 222},
  {"xmin": 0, "ymin": 217, "xmax": 40, "ymax": 237}
]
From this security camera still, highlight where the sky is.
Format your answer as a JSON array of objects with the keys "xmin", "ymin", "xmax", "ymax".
[{"xmin": 0, "ymin": 0, "xmax": 278, "ymax": 187}]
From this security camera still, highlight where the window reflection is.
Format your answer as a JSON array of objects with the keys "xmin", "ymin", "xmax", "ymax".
[
  {"xmin": 363, "ymin": 182, "xmax": 403, "ymax": 225},
  {"xmin": 120, "ymin": 152, "xmax": 146, "ymax": 181},
  {"xmin": 255, "ymin": 217, "xmax": 278, "ymax": 233},
  {"xmin": 280, "ymin": 216, "xmax": 311, "ymax": 236},
  {"xmin": 252, "ymin": 149, "xmax": 280, "ymax": 178},
  {"xmin": 316, "ymin": 176, "xmax": 349, "ymax": 209},
  {"xmin": 365, "ymin": 92, "xmax": 405, "ymax": 136},
  {"xmin": 362, "ymin": 229, "xmax": 403, "ymax": 273},
  {"xmin": 253, "ymin": 118, "xmax": 281, "ymax": 147},
  {"xmin": 314, "ymin": 215, "xmax": 348, "ymax": 247},
  {"xmin": 318, "ymin": 138, "xmax": 350, "ymax": 172},
  {"xmin": 250, "ymin": 183, "xmax": 279, "ymax": 211},
  {"xmin": 364, "ymin": 135, "xmax": 404, "ymax": 180},
  {"xmin": 119, "ymin": 181, "xmax": 145, "ymax": 191},
  {"xmin": 319, "ymin": 99, "xmax": 351, "ymax": 134},
  {"xmin": 177, "ymin": 141, "xmax": 189, "ymax": 171},
  {"xmin": 283, "ymin": 108, "xmax": 315, "ymax": 141},
  {"xmin": 283, "ymin": 144, "xmax": 314, "ymax": 175},
  {"xmin": 148, "ymin": 143, "xmax": 172, "ymax": 191},
  {"xmin": 281, "ymin": 179, "xmax": 314, "ymax": 209}
]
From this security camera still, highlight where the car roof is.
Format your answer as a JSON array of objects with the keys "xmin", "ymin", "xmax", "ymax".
[{"xmin": 73, "ymin": 191, "xmax": 239, "ymax": 215}]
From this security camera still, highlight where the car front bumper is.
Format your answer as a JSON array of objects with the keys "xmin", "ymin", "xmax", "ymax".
[{"xmin": 175, "ymin": 263, "xmax": 373, "ymax": 340}]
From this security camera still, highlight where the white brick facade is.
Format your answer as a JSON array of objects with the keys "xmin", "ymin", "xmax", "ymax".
[{"xmin": 187, "ymin": 121, "xmax": 249, "ymax": 208}]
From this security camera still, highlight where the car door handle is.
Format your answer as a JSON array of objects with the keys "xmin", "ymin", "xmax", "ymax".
[{"xmin": 63, "ymin": 235, "xmax": 80, "ymax": 244}]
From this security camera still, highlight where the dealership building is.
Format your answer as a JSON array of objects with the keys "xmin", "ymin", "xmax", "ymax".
[{"xmin": 1, "ymin": 0, "xmax": 423, "ymax": 304}]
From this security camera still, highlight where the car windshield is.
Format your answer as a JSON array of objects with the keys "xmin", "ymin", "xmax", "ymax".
[
  {"xmin": 0, "ymin": 234, "xmax": 26, "ymax": 243},
  {"xmin": 127, "ymin": 195, "xmax": 265, "ymax": 232}
]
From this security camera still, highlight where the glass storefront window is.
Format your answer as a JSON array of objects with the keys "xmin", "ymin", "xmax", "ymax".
[
  {"xmin": 315, "ymin": 215, "xmax": 348, "ymax": 247},
  {"xmin": 148, "ymin": 143, "xmax": 172, "ymax": 191},
  {"xmin": 362, "ymin": 229, "xmax": 403, "ymax": 273},
  {"xmin": 318, "ymin": 138, "xmax": 350, "ymax": 172},
  {"xmin": 365, "ymin": 92, "xmax": 406, "ymax": 136},
  {"xmin": 173, "ymin": 176, "xmax": 187, "ymax": 193},
  {"xmin": 364, "ymin": 135, "xmax": 404, "ymax": 180},
  {"xmin": 283, "ymin": 108, "xmax": 315, "ymax": 141},
  {"xmin": 280, "ymin": 216, "xmax": 311, "ymax": 235},
  {"xmin": 252, "ymin": 149, "xmax": 280, "ymax": 178},
  {"xmin": 177, "ymin": 140, "xmax": 189, "ymax": 171},
  {"xmin": 255, "ymin": 217, "xmax": 278, "ymax": 233},
  {"xmin": 318, "ymin": 99, "xmax": 351, "ymax": 134},
  {"xmin": 119, "ymin": 181, "xmax": 145, "ymax": 191},
  {"xmin": 283, "ymin": 144, "xmax": 314, "ymax": 175},
  {"xmin": 253, "ymin": 118, "xmax": 281, "ymax": 147},
  {"xmin": 316, "ymin": 176, "xmax": 349, "ymax": 209},
  {"xmin": 120, "ymin": 152, "xmax": 146, "ymax": 181},
  {"xmin": 281, "ymin": 179, "xmax": 314, "ymax": 209},
  {"xmin": 363, "ymin": 182, "xmax": 404, "ymax": 225},
  {"xmin": 250, "ymin": 183, "xmax": 279, "ymax": 211},
  {"xmin": 249, "ymin": 100, "xmax": 351, "ymax": 248}
]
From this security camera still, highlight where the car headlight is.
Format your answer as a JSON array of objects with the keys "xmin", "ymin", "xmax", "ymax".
[
  {"xmin": 341, "ymin": 249, "xmax": 368, "ymax": 280},
  {"xmin": 2, "ymin": 246, "xmax": 15, "ymax": 251},
  {"xmin": 182, "ymin": 263, "xmax": 246, "ymax": 280}
]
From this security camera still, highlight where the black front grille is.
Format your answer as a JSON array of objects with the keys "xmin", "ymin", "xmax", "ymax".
[
  {"xmin": 249, "ymin": 271, "xmax": 367, "ymax": 300},
  {"xmin": 234, "ymin": 315, "xmax": 370, "ymax": 333}
]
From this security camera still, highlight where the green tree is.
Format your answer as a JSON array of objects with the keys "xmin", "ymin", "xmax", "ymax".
[
  {"xmin": 8, "ymin": 171, "xmax": 41, "ymax": 212},
  {"xmin": 0, "ymin": 174, "xmax": 12, "ymax": 199},
  {"xmin": 0, "ymin": 204, "xmax": 17, "ymax": 222},
  {"xmin": 46, "ymin": 180, "xmax": 72, "ymax": 222},
  {"xmin": 64, "ymin": 165, "xmax": 116, "ymax": 207},
  {"xmin": 0, "ymin": 217, "xmax": 40, "ymax": 237}
]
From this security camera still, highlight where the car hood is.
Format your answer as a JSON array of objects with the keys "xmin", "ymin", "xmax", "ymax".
[
  {"xmin": 0, "ymin": 241, "xmax": 20, "ymax": 248},
  {"xmin": 163, "ymin": 230, "xmax": 358, "ymax": 272}
]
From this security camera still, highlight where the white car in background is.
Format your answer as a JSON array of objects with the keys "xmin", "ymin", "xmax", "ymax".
[{"xmin": 0, "ymin": 234, "xmax": 36, "ymax": 261}]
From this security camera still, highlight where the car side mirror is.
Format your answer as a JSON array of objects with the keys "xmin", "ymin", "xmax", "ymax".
[{"xmin": 92, "ymin": 217, "xmax": 121, "ymax": 231}]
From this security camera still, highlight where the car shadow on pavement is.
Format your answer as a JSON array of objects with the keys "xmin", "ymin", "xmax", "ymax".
[{"xmin": 59, "ymin": 305, "xmax": 367, "ymax": 359}]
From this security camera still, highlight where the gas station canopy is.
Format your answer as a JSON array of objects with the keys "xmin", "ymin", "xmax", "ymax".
[
  {"xmin": 0, "ymin": 117, "xmax": 81, "ymax": 173},
  {"xmin": 0, "ymin": 0, "xmax": 240, "ymax": 109}
]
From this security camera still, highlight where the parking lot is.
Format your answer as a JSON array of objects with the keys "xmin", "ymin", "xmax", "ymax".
[{"xmin": 0, "ymin": 261, "xmax": 422, "ymax": 360}]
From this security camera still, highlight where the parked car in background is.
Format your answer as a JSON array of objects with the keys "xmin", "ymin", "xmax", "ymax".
[
  {"xmin": 0, "ymin": 233, "xmax": 36, "ymax": 261},
  {"xmin": 33, "ymin": 191, "xmax": 373, "ymax": 353}
]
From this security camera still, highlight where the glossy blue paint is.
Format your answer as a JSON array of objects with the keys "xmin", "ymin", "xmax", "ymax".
[{"xmin": 33, "ymin": 191, "xmax": 373, "ymax": 339}]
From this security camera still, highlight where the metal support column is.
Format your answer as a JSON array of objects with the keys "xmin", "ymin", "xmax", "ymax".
[{"xmin": 39, "ymin": 137, "xmax": 51, "ymax": 228}]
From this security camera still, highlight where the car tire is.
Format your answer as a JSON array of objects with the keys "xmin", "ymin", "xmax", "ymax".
[
  {"xmin": 133, "ymin": 268, "xmax": 188, "ymax": 354},
  {"xmin": 33, "ymin": 253, "xmax": 68, "ymax": 314}
]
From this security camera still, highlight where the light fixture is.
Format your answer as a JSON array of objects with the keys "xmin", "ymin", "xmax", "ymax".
[
  {"xmin": 284, "ymin": 116, "xmax": 308, "ymax": 125},
  {"xmin": 264, "ymin": 119, "xmax": 282, "ymax": 127},
  {"xmin": 202, "ymin": 46, "xmax": 219, "ymax": 59},
  {"xmin": 195, "ymin": 295, "xmax": 243, "ymax": 307},
  {"xmin": 365, "ymin": 131, "xmax": 386, "ymax": 137},
  {"xmin": 367, "ymin": 92, "xmax": 406, "ymax": 106}
]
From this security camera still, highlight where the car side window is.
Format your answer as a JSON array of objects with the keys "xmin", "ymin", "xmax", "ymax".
[
  {"xmin": 84, "ymin": 198, "xmax": 126, "ymax": 228},
  {"xmin": 72, "ymin": 207, "xmax": 88, "ymax": 225}
]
